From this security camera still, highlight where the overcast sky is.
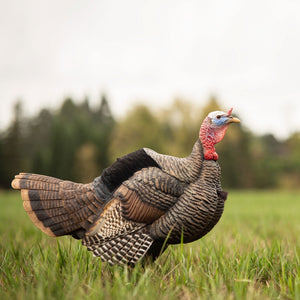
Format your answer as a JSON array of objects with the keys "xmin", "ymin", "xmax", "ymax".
[{"xmin": 1, "ymin": 0, "xmax": 300, "ymax": 139}]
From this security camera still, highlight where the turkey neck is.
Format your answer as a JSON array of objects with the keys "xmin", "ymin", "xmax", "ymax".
[
  {"xmin": 144, "ymin": 139, "xmax": 204, "ymax": 183},
  {"xmin": 167, "ymin": 139, "xmax": 204, "ymax": 182}
]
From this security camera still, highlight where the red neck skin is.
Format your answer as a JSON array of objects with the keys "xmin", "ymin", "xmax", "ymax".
[{"xmin": 199, "ymin": 117, "xmax": 229, "ymax": 161}]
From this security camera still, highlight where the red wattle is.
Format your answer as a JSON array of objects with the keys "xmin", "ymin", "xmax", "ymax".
[
  {"xmin": 204, "ymin": 150, "xmax": 219, "ymax": 161},
  {"xmin": 199, "ymin": 116, "xmax": 229, "ymax": 161}
]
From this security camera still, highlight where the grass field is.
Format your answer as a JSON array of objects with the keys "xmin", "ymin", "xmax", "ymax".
[{"xmin": 0, "ymin": 190, "xmax": 299, "ymax": 300}]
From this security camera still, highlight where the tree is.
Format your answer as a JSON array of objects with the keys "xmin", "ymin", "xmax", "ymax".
[
  {"xmin": 1, "ymin": 101, "xmax": 26, "ymax": 187},
  {"xmin": 28, "ymin": 108, "xmax": 53, "ymax": 175},
  {"xmin": 109, "ymin": 105, "xmax": 166, "ymax": 161},
  {"xmin": 93, "ymin": 94, "xmax": 115, "ymax": 170},
  {"xmin": 73, "ymin": 143, "xmax": 99, "ymax": 183},
  {"xmin": 279, "ymin": 132, "xmax": 300, "ymax": 188},
  {"xmin": 158, "ymin": 98, "xmax": 200, "ymax": 157}
]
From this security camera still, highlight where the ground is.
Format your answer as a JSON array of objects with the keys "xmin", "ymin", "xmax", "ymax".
[{"xmin": 0, "ymin": 190, "xmax": 299, "ymax": 300}]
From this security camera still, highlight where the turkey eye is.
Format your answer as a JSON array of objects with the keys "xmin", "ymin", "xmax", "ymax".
[{"xmin": 216, "ymin": 115, "xmax": 221, "ymax": 119}]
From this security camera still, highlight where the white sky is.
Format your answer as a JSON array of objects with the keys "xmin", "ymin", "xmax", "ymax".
[{"xmin": 1, "ymin": 0, "xmax": 300, "ymax": 139}]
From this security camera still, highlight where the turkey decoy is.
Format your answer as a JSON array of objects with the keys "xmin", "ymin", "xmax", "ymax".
[{"xmin": 12, "ymin": 108, "xmax": 240, "ymax": 265}]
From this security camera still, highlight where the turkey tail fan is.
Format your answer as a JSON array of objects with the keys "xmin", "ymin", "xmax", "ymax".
[{"xmin": 11, "ymin": 173, "xmax": 106, "ymax": 239}]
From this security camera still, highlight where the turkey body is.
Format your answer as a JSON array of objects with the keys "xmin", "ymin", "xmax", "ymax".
[{"xmin": 12, "ymin": 139, "xmax": 227, "ymax": 265}]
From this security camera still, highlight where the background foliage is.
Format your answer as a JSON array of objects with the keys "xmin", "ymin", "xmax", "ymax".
[{"xmin": 0, "ymin": 95, "xmax": 299, "ymax": 189}]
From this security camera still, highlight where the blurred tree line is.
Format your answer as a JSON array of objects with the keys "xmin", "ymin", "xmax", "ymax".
[{"xmin": 0, "ymin": 95, "xmax": 299, "ymax": 189}]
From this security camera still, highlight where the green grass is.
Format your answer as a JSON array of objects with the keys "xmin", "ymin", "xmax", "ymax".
[{"xmin": 0, "ymin": 190, "xmax": 299, "ymax": 300}]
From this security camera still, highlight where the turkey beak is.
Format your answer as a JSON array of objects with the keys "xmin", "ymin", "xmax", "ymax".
[{"xmin": 227, "ymin": 116, "xmax": 240, "ymax": 124}]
